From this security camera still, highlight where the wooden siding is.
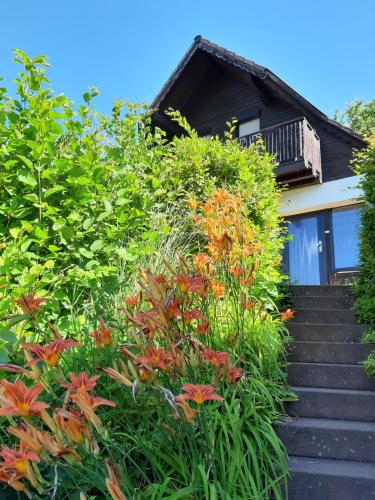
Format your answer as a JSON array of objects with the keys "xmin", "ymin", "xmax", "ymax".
[{"xmin": 178, "ymin": 64, "xmax": 357, "ymax": 184}]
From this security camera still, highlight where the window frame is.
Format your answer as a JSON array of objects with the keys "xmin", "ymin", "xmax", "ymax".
[{"xmin": 328, "ymin": 204, "xmax": 361, "ymax": 273}]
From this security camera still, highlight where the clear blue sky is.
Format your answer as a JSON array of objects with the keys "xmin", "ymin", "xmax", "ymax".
[{"xmin": 1, "ymin": 0, "xmax": 374, "ymax": 117}]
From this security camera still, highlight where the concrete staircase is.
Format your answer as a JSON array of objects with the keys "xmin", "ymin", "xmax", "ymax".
[{"xmin": 278, "ymin": 285, "xmax": 375, "ymax": 500}]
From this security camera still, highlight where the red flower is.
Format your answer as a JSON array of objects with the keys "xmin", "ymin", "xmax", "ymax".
[
  {"xmin": 177, "ymin": 384, "xmax": 224, "ymax": 405},
  {"xmin": 90, "ymin": 319, "xmax": 114, "ymax": 349},
  {"xmin": 59, "ymin": 372, "xmax": 99, "ymax": 393},
  {"xmin": 202, "ymin": 349, "xmax": 229, "ymax": 368},
  {"xmin": 16, "ymin": 294, "xmax": 49, "ymax": 318},
  {"xmin": 21, "ymin": 339, "xmax": 79, "ymax": 367},
  {"xmin": 196, "ymin": 320, "xmax": 209, "ymax": 335},
  {"xmin": 225, "ymin": 365, "xmax": 243, "ymax": 384},
  {"xmin": 281, "ymin": 309, "xmax": 295, "ymax": 321},
  {"xmin": 0, "ymin": 380, "xmax": 48, "ymax": 417},
  {"xmin": 137, "ymin": 346, "xmax": 172, "ymax": 371}
]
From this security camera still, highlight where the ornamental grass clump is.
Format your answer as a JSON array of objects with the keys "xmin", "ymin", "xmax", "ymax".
[{"xmin": 0, "ymin": 189, "xmax": 290, "ymax": 499}]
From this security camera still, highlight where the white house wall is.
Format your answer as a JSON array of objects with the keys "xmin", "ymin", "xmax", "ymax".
[{"xmin": 279, "ymin": 175, "xmax": 364, "ymax": 216}]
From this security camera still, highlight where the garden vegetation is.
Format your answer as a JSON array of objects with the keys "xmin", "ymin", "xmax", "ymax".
[{"xmin": 0, "ymin": 51, "xmax": 291, "ymax": 498}]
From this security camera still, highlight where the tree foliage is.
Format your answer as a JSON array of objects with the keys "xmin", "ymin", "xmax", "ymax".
[{"xmin": 334, "ymin": 99, "xmax": 375, "ymax": 137}]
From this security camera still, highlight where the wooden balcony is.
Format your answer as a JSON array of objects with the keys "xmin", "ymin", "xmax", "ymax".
[{"xmin": 238, "ymin": 117, "xmax": 322, "ymax": 186}]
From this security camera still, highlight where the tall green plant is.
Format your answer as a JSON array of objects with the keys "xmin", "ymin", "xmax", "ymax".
[{"xmin": 352, "ymin": 134, "xmax": 375, "ymax": 375}]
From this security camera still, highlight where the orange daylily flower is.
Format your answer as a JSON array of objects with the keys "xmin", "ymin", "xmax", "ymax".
[
  {"xmin": 59, "ymin": 372, "xmax": 99, "ymax": 393},
  {"xmin": 8, "ymin": 424, "xmax": 51, "ymax": 455},
  {"xmin": 124, "ymin": 295, "xmax": 139, "ymax": 309},
  {"xmin": 54, "ymin": 408, "xmax": 91, "ymax": 444},
  {"xmin": 181, "ymin": 309, "xmax": 207, "ymax": 326},
  {"xmin": 138, "ymin": 346, "xmax": 172, "ymax": 371},
  {"xmin": 126, "ymin": 309, "xmax": 162, "ymax": 336},
  {"xmin": 281, "ymin": 309, "xmax": 295, "ymax": 321},
  {"xmin": 224, "ymin": 365, "xmax": 244, "ymax": 384},
  {"xmin": 175, "ymin": 274, "xmax": 208, "ymax": 295},
  {"xmin": 90, "ymin": 319, "xmax": 114, "ymax": 349},
  {"xmin": 100, "ymin": 361, "xmax": 134, "ymax": 388},
  {"xmin": 211, "ymin": 282, "xmax": 225, "ymax": 298},
  {"xmin": 176, "ymin": 400, "xmax": 198, "ymax": 423},
  {"xmin": 193, "ymin": 253, "xmax": 210, "ymax": 274},
  {"xmin": 0, "ymin": 468, "xmax": 26, "ymax": 492},
  {"xmin": 165, "ymin": 299, "xmax": 181, "ymax": 320},
  {"xmin": 216, "ymin": 232, "xmax": 233, "ymax": 255},
  {"xmin": 177, "ymin": 384, "xmax": 224, "ymax": 405},
  {"xmin": 21, "ymin": 339, "xmax": 79, "ymax": 367},
  {"xmin": 202, "ymin": 349, "xmax": 229, "ymax": 368},
  {"xmin": 187, "ymin": 198, "xmax": 200, "ymax": 210},
  {"xmin": 105, "ymin": 459, "xmax": 127, "ymax": 500},
  {"xmin": 15, "ymin": 294, "xmax": 49, "ymax": 318},
  {"xmin": 0, "ymin": 443, "xmax": 40, "ymax": 488},
  {"xmin": 229, "ymin": 265, "xmax": 245, "ymax": 278},
  {"xmin": 0, "ymin": 380, "xmax": 48, "ymax": 417},
  {"xmin": 196, "ymin": 320, "xmax": 209, "ymax": 335},
  {"xmin": 72, "ymin": 392, "xmax": 116, "ymax": 432}
]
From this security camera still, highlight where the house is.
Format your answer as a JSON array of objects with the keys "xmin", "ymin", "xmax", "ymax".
[{"xmin": 151, "ymin": 36, "xmax": 366, "ymax": 285}]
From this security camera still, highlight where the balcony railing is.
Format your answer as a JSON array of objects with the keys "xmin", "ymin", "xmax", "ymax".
[{"xmin": 238, "ymin": 117, "xmax": 322, "ymax": 186}]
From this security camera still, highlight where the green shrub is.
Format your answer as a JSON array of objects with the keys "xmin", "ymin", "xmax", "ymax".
[{"xmin": 352, "ymin": 134, "xmax": 375, "ymax": 375}]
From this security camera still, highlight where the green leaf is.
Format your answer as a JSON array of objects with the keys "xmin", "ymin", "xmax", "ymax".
[
  {"xmin": 117, "ymin": 248, "xmax": 138, "ymax": 261},
  {"xmin": 0, "ymin": 348, "xmax": 9, "ymax": 363},
  {"xmin": 90, "ymin": 240, "xmax": 104, "ymax": 252},
  {"xmin": 34, "ymin": 226, "xmax": 48, "ymax": 239},
  {"xmin": 82, "ymin": 218, "xmax": 94, "ymax": 230},
  {"xmin": 17, "ymin": 155, "xmax": 33, "ymax": 169},
  {"xmin": 44, "ymin": 185, "xmax": 65, "ymax": 198},
  {"xmin": 60, "ymin": 226, "xmax": 74, "ymax": 243},
  {"xmin": 0, "ymin": 330, "xmax": 17, "ymax": 346},
  {"xmin": 17, "ymin": 172, "xmax": 37, "ymax": 187},
  {"xmin": 79, "ymin": 248, "xmax": 94, "ymax": 259},
  {"xmin": 9, "ymin": 227, "xmax": 22, "ymax": 239}
]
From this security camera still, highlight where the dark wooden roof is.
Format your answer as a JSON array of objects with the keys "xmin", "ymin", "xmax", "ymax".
[{"xmin": 151, "ymin": 36, "xmax": 365, "ymax": 145}]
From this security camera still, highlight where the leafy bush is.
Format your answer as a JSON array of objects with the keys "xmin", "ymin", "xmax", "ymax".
[
  {"xmin": 352, "ymin": 134, "xmax": 375, "ymax": 375},
  {"xmin": 0, "ymin": 51, "xmax": 284, "ymax": 364},
  {"xmin": 0, "ymin": 190, "xmax": 290, "ymax": 499}
]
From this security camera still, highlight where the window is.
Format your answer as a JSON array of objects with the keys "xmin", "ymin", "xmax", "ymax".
[
  {"xmin": 331, "ymin": 206, "xmax": 361, "ymax": 270},
  {"xmin": 238, "ymin": 117, "xmax": 260, "ymax": 137}
]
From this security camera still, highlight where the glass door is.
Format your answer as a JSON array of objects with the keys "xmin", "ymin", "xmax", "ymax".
[{"xmin": 286, "ymin": 213, "xmax": 326, "ymax": 285}]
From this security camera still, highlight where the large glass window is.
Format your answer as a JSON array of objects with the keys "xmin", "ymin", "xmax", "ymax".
[{"xmin": 331, "ymin": 206, "xmax": 361, "ymax": 270}]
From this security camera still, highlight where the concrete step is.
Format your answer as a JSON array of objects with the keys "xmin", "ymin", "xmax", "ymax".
[
  {"xmin": 290, "ymin": 308, "xmax": 357, "ymax": 325},
  {"xmin": 288, "ymin": 341, "xmax": 374, "ymax": 364},
  {"xmin": 286, "ymin": 456, "xmax": 375, "ymax": 499},
  {"xmin": 287, "ymin": 323, "xmax": 367, "ymax": 343},
  {"xmin": 288, "ymin": 362, "xmax": 375, "ymax": 391},
  {"xmin": 292, "ymin": 295, "xmax": 354, "ymax": 310},
  {"xmin": 288, "ymin": 387, "xmax": 375, "ymax": 421},
  {"xmin": 291, "ymin": 285, "xmax": 353, "ymax": 298},
  {"xmin": 276, "ymin": 417, "xmax": 375, "ymax": 462}
]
